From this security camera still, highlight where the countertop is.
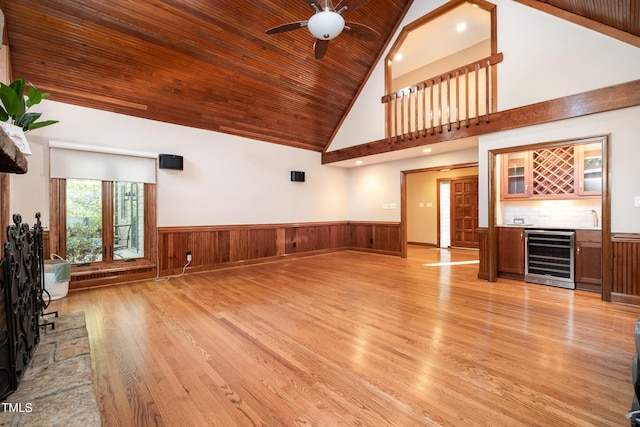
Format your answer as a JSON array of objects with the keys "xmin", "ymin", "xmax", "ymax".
[{"xmin": 499, "ymin": 224, "xmax": 601, "ymax": 230}]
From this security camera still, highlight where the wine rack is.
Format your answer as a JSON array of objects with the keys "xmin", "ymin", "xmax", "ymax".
[{"xmin": 531, "ymin": 146, "xmax": 575, "ymax": 196}]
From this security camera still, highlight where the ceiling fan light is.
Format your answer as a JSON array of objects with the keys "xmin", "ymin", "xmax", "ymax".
[{"xmin": 308, "ymin": 11, "xmax": 345, "ymax": 40}]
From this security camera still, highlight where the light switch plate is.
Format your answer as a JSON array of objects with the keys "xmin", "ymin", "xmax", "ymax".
[{"xmin": 635, "ymin": 196, "xmax": 640, "ymax": 207}]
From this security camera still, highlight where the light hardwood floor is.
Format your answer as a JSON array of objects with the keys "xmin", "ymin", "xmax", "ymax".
[{"xmin": 48, "ymin": 246, "xmax": 640, "ymax": 426}]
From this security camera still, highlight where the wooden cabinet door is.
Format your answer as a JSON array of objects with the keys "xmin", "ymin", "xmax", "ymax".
[
  {"xmin": 450, "ymin": 177, "xmax": 478, "ymax": 248},
  {"xmin": 575, "ymin": 230, "xmax": 602, "ymax": 292},
  {"xmin": 501, "ymin": 152, "xmax": 530, "ymax": 199},
  {"xmin": 576, "ymin": 143, "xmax": 602, "ymax": 196},
  {"xmin": 497, "ymin": 227, "xmax": 525, "ymax": 275}
]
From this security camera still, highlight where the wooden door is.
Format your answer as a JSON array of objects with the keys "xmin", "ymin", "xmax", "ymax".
[{"xmin": 450, "ymin": 177, "xmax": 479, "ymax": 248}]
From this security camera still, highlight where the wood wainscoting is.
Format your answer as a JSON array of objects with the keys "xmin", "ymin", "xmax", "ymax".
[
  {"xmin": 61, "ymin": 221, "xmax": 401, "ymax": 290},
  {"xmin": 158, "ymin": 221, "xmax": 402, "ymax": 275},
  {"xmin": 612, "ymin": 233, "xmax": 640, "ymax": 305}
]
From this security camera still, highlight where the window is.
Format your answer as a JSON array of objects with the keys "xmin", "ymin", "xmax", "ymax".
[
  {"xmin": 49, "ymin": 142, "xmax": 157, "ymax": 270},
  {"xmin": 66, "ymin": 179, "xmax": 103, "ymax": 263},
  {"xmin": 66, "ymin": 179, "xmax": 145, "ymax": 264}
]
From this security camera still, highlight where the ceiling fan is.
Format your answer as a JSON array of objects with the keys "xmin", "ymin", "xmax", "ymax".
[{"xmin": 266, "ymin": 0, "xmax": 380, "ymax": 59}]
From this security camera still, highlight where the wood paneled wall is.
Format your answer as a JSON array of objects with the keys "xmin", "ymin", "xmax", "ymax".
[
  {"xmin": 611, "ymin": 233, "xmax": 640, "ymax": 305},
  {"xmin": 158, "ymin": 221, "xmax": 402, "ymax": 275},
  {"xmin": 477, "ymin": 227, "xmax": 489, "ymax": 280}
]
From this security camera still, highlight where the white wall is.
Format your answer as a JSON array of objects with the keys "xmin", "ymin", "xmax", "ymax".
[
  {"xmin": 10, "ymin": 101, "xmax": 349, "ymax": 228},
  {"xmin": 336, "ymin": 0, "xmax": 640, "ymax": 232},
  {"xmin": 9, "ymin": 2, "xmax": 640, "ymax": 232},
  {"xmin": 328, "ymin": 0, "xmax": 640, "ymax": 151},
  {"xmin": 348, "ymin": 147, "xmax": 478, "ymax": 221},
  {"xmin": 478, "ymin": 106, "xmax": 640, "ymax": 233},
  {"xmin": 328, "ymin": 0, "xmax": 449, "ymax": 151},
  {"xmin": 498, "ymin": 1, "xmax": 640, "ymax": 110}
]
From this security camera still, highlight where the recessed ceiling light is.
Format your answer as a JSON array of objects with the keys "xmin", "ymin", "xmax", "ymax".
[
  {"xmin": 423, "ymin": 148, "xmax": 432, "ymax": 153},
  {"xmin": 355, "ymin": 160, "xmax": 363, "ymax": 165},
  {"xmin": 394, "ymin": 53, "xmax": 403, "ymax": 61},
  {"xmin": 457, "ymin": 22, "xmax": 467, "ymax": 32}
]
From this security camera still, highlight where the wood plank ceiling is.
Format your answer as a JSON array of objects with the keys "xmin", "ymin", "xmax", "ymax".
[
  {"xmin": 1, "ymin": 0, "xmax": 637, "ymax": 153},
  {"xmin": 1, "ymin": 0, "xmax": 410, "ymax": 152},
  {"xmin": 531, "ymin": 0, "xmax": 640, "ymax": 38}
]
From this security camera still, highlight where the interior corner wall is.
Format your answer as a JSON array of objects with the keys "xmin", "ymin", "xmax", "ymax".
[
  {"xmin": 497, "ymin": 1, "xmax": 640, "ymax": 110},
  {"xmin": 478, "ymin": 106, "xmax": 640, "ymax": 234},
  {"xmin": 347, "ymin": 147, "xmax": 478, "ymax": 222},
  {"xmin": 9, "ymin": 101, "xmax": 349, "ymax": 228}
]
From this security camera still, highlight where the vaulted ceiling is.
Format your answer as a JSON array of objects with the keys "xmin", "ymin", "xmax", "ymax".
[
  {"xmin": 1, "ymin": 0, "xmax": 411, "ymax": 152},
  {"xmin": 1, "ymin": 0, "xmax": 637, "ymax": 154}
]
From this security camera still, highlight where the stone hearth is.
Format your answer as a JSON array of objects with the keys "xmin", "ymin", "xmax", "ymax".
[{"xmin": 0, "ymin": 312, "xmax": 101, "ymax": 426}]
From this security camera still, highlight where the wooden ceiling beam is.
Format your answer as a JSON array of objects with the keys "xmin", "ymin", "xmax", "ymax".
[{"xmin": 322, "ymin": 79, "xmax": 640, "ymax": 164}]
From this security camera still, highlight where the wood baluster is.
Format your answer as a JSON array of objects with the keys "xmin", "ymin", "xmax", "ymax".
[
  {"xmin": 455, "ymin": 69, "xmax": 460, "ymax": 130},
  {"xmin": 413, "ymin": 85, "xmax": 420, "ymax": 139},
  {"xmin": 429, "ymin": 80, "xmax": 434, "ymax": 135},
  {"xmin": 406, "ymin": 87, "xmax": 412, "ymax": 140},
  {"xmin": 475, "ymin": 62, "xmax": 480, "ymax": 126},
  {"xmin": 399, "ymin": 90, "xmax": 405, "ymax": 141},
  {"xmin": 438, "ymin": 77, "xmax": 443, "ymax": 133},
  {"xmin": 446, "ymin": 73, "xmax": 451, "ymax": 132},
  {"xmin": 383, "ymin": 94, "xmax": 391, "ymax": 144},
  {"xmin": 485, "ymin": 59, "xmax": 490, "ymax": 123},
  {"xmin": 393, "ymin": 92, "xmax": 400, "ymax": 143},
  {"xmin": 421, "ymin": 82, "xmax": 427, "ymax": 138},
  {"xmin": 464, "ymin": 67, "xmax": 469, "ymax": 128}
]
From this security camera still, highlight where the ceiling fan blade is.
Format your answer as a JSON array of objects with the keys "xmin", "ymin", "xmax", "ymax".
[
  {"xmin": 335, "ymin": 0, "xmax": 370, "ymax": 14},
  {"xmin": 266, "ymin": 21, "xmax": 308, "ymax": 34},
  {"xmin": 301, "ymin": 0, "xmax": 321, "ymax": 12},
  {"xmin": 344, "ymin": 21, "xmax": 380, "ymax": 41},
  {"xmin": 313, "ymin": 39, "xmax": 330, "ymax": 59}
]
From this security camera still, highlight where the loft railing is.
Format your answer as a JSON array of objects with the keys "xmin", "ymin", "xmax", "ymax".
[{"xmin": 381, "ymin": 53, "xmax": 503, "ymax": 142}]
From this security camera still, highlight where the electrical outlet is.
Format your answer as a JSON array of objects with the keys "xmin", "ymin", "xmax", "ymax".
[{"xmin": 186, "ymin": 251, "xmax": 192, "ymax": 262}]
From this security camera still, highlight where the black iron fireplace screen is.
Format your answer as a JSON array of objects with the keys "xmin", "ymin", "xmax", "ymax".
[{"xmin": 0, "ymin": 213, "xmax": 46, "ymax": 400}]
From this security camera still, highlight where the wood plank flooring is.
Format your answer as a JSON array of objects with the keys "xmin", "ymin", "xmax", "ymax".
[{"xmin": 48, "ymin": 246, "xmax": 640, "ymax": 426}]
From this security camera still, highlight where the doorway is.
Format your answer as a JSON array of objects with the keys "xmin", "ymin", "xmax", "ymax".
[
  {"xmin": 403, "ymin": 164, "xmax": 478, "ymax": 253},
  {"xmin": 439, "ymin": 181, "xmax": 451, "ymax": 248}
]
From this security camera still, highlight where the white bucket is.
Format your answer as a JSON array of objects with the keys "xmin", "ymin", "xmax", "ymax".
[{"xmin": 44, "ymin": 259, "xmax": 70, "ymax": 300}]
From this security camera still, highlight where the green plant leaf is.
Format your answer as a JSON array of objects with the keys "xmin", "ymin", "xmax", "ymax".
[
  {"xmin": 27, "ymin": 119, "xmax": 59, "ymax": 131},
  {"xmin": 0, "ymin": 82, "xmax": 24, "ymax": 117},
  {"xmin": 17, "ymin": 112, "xmax": 41, "ymax": 130},
  {"xmin": 0, "ymin": 106, "xmax": 8, "ymax": 122},
  {"xmin": 8, "ymin": 78, "xmax": 25, "ymax": 98},
  {"xmin": 0, "ymin": 78, "xmax": 57, "ymax": 131},
  {"xmin": 26, "ymin": 84, "xmax": 43, "ymax": 108}
]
